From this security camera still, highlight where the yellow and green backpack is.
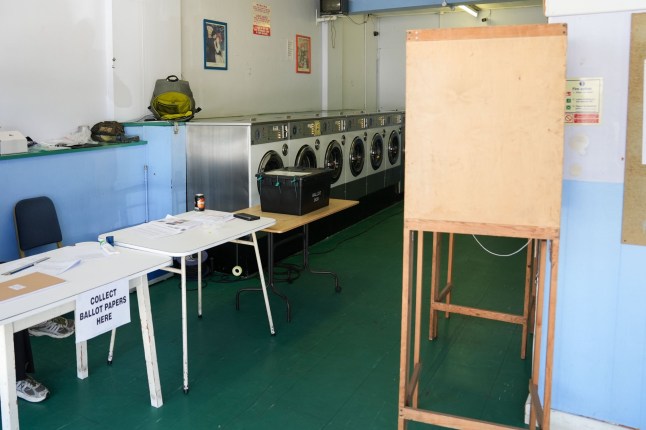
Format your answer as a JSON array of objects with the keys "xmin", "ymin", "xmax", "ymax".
[{"xmin": 149, "ymin": 75, "xmax": 201, "ymax": 122}]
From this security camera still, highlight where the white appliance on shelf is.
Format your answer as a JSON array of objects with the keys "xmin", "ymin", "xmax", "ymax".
[{"xmin": 0, "ymin": 130, "xmax": 28, "ymax": 155}]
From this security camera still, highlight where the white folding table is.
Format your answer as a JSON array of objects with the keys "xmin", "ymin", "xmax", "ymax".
[
  {"xmin": 101, "ymin": 210, "xmax": 276, "ymax": 393},
  {"xmin": 0, "ymin": 243, "xmax": 171, "ymax": 430}
]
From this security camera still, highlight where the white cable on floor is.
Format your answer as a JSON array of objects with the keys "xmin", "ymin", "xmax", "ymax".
[{"xmin": 471, "ymin": 235, "xmax": 531, "ymax": 257}]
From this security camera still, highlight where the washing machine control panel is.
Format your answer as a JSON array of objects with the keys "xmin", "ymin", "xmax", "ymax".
[
  {"xmin": 329, "ymin": 118, "xmax": 347, "ymax": 133},
  {"xmin": 375, "ymin": 114, "xmax": 388, "ymax": 127},
  {"xmin": 289, "ymin": 120, "xmax": 322, "ymax": 139},
  {"xmin": 346, "ymin": 115, "xmax": 370, "ymax": 132},
  {"xmin": 251, "ymin": 122, "xmax": 289, "ymax": 145}
]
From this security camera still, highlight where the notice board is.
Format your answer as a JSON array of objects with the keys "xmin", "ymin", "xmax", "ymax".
[
  {"xmin": 404, "ymin": 24, "xmax": 567, "ymax": 238},
  {"xmin": 622, "ymin": 13, "xmax": 646, "ymax": 246}
]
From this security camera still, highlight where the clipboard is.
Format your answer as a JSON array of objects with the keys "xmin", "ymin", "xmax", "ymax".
[{"xmin": 0, "ymin": 272, "xmax": 66, "ymax": 302}]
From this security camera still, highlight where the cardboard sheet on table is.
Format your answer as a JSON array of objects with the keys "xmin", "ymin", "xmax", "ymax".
[{"xmin": 0, "ymin": 272, "xmax": 65, "ymax": 301}]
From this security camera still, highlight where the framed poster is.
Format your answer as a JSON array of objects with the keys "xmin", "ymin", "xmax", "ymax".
[
  {"xmin": 296, "ymin": 34, "xmax": 311, "ymax": 74},
  {"xmin": 204, "ymin": 19, "xmax": 227, "ymax": 70}
]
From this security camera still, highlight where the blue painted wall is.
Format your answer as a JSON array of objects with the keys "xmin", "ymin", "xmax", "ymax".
[
  {"xmin": 554, "ymin": 181, "xmax": 646, "ymax": 428},
  {"xmin": 547, "ymin": 11, "xmax": 646, "ymax": 429},
  {"xmin": 0, "ymin": 145, "xmax": 148, "ymax": 261},
  {"xmin": 0, "ymin": 125, "xmax": 186, "ymax": 262},
  {"xmin": 124, "ymin": 124, "xmax": 187, "ymax": 220}
]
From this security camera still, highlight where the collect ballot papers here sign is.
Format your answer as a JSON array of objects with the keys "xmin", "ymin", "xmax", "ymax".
[{"xmin": 75, "ymin": 280, "xmax": 130, "ymax": 343}]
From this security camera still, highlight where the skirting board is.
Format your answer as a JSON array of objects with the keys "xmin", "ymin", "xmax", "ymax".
[{"xmin": 524, "ymin": 395, "xmax": 638, "ymax": 430}]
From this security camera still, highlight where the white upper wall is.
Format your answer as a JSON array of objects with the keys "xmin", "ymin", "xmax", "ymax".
[
  {"xmin": 112, "ymin": 0, "xmax": 181, "ymax": 122},
  {"xmin": 0, "ymin": 0, "xmax": 114, "ymax": 141},
  {"xmin": 180, "ymin": 0, "xmax": 322, "ymax": 118},
  {"xmin": 375, "ymin": 6, "xmax": 548, "ymax": 111},
  {"xmin": 0, "ymin": 0, "xmax": 325, "ymax": 141}
]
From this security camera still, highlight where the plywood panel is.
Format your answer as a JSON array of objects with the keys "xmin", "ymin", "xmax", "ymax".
[
  {"xmin": 404, "ymin": 24, "xmax": 567, "ymax": 235},
  {"xmin": 622, "ymin": 13, "xmax": 646, "ymax": 246}
]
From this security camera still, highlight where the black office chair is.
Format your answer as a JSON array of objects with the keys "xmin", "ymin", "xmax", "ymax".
[
  {"xmin": 13, "ymin": 196, "xmax": 117, "ymax": 357},
  {"xmin": 14, "ymin": 196, "xmax": 63, "ymax": 258}
]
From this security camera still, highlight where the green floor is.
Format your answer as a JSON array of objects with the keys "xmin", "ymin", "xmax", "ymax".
[{"xmin": 21, "ymin": 202, "xmax": 531, "ymax": 429}]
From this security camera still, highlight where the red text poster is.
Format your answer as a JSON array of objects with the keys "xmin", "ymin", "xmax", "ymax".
[{"xmin": 253, "ymin": 3, "xmax": 271, "ymax": 36}]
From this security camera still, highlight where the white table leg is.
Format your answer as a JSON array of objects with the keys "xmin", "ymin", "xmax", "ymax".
[
  {"xmin": 107, "ymin": 329, "xmax": 116, "ymax": 364},
  {"xmin": 0, "ymin": 324, "xmax": 19, "ymax": 430},
  {"xmin": 252, "ymin": 233, "xmax": 276, "ymax": 335},
  {"xmin": 197, "ymin": 250, "xmax": 203, "ymax": 318},
  {"xmin": 76, "ymin": 340, "xmax": 88, "ymax": 379},
  {"xmin": 181, "ymin": 256, "xmax": 189, "ymax": 393},
  {"xmin": 134, "ymin": 275, "xmax": 163, "ymax": 407}
]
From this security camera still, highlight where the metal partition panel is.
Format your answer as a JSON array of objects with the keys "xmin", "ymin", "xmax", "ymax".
[{"xmin": 186, "ymin": 124, "xmax": 250, "ymax": 212}]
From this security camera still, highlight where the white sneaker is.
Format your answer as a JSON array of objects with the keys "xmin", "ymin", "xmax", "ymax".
[
  {"xmin": 28, "ymin": 317, "xmax": 74, "ymax": 338},
  {"xmin": 16, "ymin": 376, "xmax": 49, "ymax": 402}
]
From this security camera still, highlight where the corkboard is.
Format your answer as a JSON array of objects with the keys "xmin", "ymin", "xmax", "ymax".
[
  {"xmin": 404, "ymin": 24, "xmax": 567, "ymax": 238},
  {"xmin": 622, "ymin": 13, "xmax": 646, "ymax": 246}
]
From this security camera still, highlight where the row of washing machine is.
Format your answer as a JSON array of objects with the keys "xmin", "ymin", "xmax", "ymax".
[
  {"xmin": 185, "ymin": 111, "xmax": 404, "ymax": 212},
  {"xmin": 249, "ymin": 111, "xmax": 404, "ymax": 207}
]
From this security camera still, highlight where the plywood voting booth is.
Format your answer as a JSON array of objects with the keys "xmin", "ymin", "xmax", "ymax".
[{"xmin": 399, "ymin": 24, "xmax": 567, "ymax": 429}]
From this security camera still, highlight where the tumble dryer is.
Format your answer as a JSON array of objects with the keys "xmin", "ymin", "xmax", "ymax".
[
  {"xmin": 288, "ymin": 117, "xmax": 324, "ymax": 169},
  {"xmin": 344, "ymin": 113, "xmax": 371, "ymax": 200},
  {"xmin": 320, "ymin": 116, "xmax": 347, "ymax": 199},
  {"xmin": 366, "ymin": 113, "xmax": 388, "ymax": 196},
  {"xmin": 384, "ymin": 111, "xmax": 404, "ymax": 192},
  {"xmin": 250, "ymin": 120, "xmax": 290, "ymax": 206}
]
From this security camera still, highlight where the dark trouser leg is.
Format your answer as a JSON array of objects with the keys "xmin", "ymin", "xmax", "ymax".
[{"xmin": 14, "ymin": 330, "xmax": 34, "ymax": 380}]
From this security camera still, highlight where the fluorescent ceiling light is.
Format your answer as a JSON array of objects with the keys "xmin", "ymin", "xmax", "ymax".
[{"xmin": 458, "ymin": 4, "xmax": 479, "ymax": 17}]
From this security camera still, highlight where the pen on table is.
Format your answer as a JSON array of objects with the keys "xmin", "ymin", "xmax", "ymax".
[{"xmin": 1, "ymin": 257, "xmax": 50, "ymax": 276}]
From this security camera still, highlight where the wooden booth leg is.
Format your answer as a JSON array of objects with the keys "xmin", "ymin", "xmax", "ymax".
[
  {"xmin": 542, "ymin": 238, "xmax": 560, "ymax": 430},
  {"xmin": 399, "ymin": 228, "xmax": 417, "ymax": 430},
  {"xmin": 429, "ymin": 232, "xmax": 441, "ymax": 340},
  {"xmin": 520, "ymin": 239, "xmax": 533, "ymax": 359},
  {"xmin": 413, "ymin": 231, "xmax": 424, "ymax": 407},
  {"xmin": 444, "ymin": 233, "xmax": 454, "ymax": 318},
  {"xmin": 529, "ymin": 239, "xmax": 548, "ymax": 430},
  {"xmin": 529, "ymin": 239, "xmax": 540, "ymax": 336}
]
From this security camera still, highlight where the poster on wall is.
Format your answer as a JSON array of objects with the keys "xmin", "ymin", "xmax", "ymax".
[
  {"xmin": 204, "ymin": 19, "xmax": 227, "ymax": 70},
  {"xmin": 296, "ymin": 34, "xmax": 311, "ymax": 74},
  {"xmin": 252, "ymin": 3, "xmax": 271, "ymax": 36},
  {"xmin": 564, "ymin": 77, "xmax": 603, "ymax": 125}
]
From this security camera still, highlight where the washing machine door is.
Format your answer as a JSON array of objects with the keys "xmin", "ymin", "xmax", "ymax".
[
  {"xmin": 257, "ymin": 149, "xmax": 285, "ymax": 192},
  {"xmin": 258, "ymin": 149, "xmax": 285, "ymax": 173},
  {"xmin": 370, "ymin": 133, "xmax": 384, "ymax": 170},
  {"xmin": 349, "ymin": 136, "xmax": 365, "ymax": 177},
  {"xmin": 325, "ymin": 140, "xmax": 344, "ymax": 184},
  {"xmin": 295, "ymin": 145, "xmax": 317, "ymax": 168},
  {"xmin": 388, "ymin": 130, "xmax": 401, "ymax": 166}
]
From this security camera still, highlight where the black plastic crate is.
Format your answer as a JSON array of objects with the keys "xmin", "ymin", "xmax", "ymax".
[{"xmin": 257, "ymin": 167, "xmax": 332, "ymax": 215}]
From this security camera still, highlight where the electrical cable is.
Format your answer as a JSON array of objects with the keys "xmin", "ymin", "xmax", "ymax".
[
  {"xmin": 345, "ymin": 14, "xmax": 368, "ymax": 25},
  {"xmin": 470, "ymin": 235, "xmax": 531, "ymax": 257}
]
